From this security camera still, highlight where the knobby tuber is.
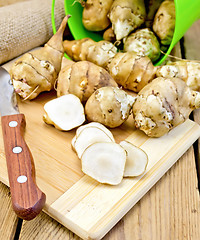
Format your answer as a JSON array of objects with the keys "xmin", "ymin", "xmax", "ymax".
[
  {"xmin": 85, "ymin": 86, "xmax": 136, "ymax": 128},
  {"xmin": 57, "ymin": 60, "xmax": 118, "ymax": 103},
  {"xmin": 123, "ymin": 28, "xmax": 160, "ymax": 62},
  {"xmin": 133, "ymin": 77, "xmax": 200, "ymax": 137},
  {"xmin": 107, "ymin": 52, "xmax": 157, "ymax": 92},
  {"xmin": 145, "ymin": 0, "xmax": 164, "ymax": 27},
  {"xmin": 10, "ymin": 15, "xmax": 70, "ymax": 100},
  {"xmin": 82, "ymin": 0, "xmax": 113, "ymax": 31},
  {"xmin": 64, "ymin": 38, "xmax": 157, "ymax": 93},
  {"xmin": 108, "ymin": 0, "xmax": 146, "ymax": 40},
  {"xmin": 156, "ymin": 60, "xmax": 200, "ymax": 91},
  {"xmin": 63, "ymin": 38, "xmax": 117, "ymax": 68},
  {"xmin": 103, "ymin": 27, "xmax": 116, "ymax": 42},
  {"xmin": 153, "ymin": 0, "xmax": 175, "ymax": 45}
]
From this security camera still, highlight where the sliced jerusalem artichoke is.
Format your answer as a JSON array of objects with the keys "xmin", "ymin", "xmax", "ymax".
[
  {"xmin": 85, "ymin": 87, "xmax": 136, "ymax": 128},
  {"xmin": 73, "ymin": 126, "xmax": 115, "ymax": 158},
  {"xmin": 43, "ymin": 94, "xmax": 85, "ymax": 131},
  {"xmin": 81, "ymin": 142, "xmax": 127, "ymax": 185},
  {"xmin": 120, "ymin": 140, "xmax": 148, "ymax": 177},
  {"xmin": 10, "ymin": 15, "xmax": 70, "ymax": 100},
  {"xmin": 75, "ymin": 122, "xmax": 115, "ymax": 142},
  {"xmin": 71, "ymin": 122, "xmax": 115, "ymax": 151},
  {"xmin": 57, "ymin": 60, "xmax": 118, "ymax": 103}
]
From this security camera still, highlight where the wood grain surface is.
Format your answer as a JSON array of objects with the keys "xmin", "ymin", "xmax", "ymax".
[
  {"xmin": 0, "ymin": 8, "xmax": 200, "ymax": 240},
  {"xmin": 19, "ymin": 21, "xmax": 200, "ymax": 240}
]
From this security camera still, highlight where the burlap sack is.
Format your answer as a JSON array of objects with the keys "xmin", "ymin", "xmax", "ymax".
[
  {"xmin": 0, "ymin": 0, "xmax": 28, "ymax": 7},
  {"xmin": 0, "ymin": 0, "xmax": 65, "ymax": 64}
]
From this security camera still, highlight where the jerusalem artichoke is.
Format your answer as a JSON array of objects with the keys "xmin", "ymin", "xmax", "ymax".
[
  {"xmin": 153, "ymin": 0, "xmax": 175, "ymax": 45},
  {"xmin": 63, "ymin": 38, "xmax": 117, "ymax": 68},
  {"xmin": 10, "ymin": 15, "xmax": 70, "ymax": 100},
  {"xmin": 106, "ymin": 52, "xmax": 157, "ymax": 92},
  {"xmin": 123, "ymin": 28, "xmax": 160, "ymax": 62},
  {"xmin": 145, "ymin": 0, "xmax": 164, "ymax": 27},
  {"xmin": 81, "ymin": 142, "xmax": 127, "ymax": 185},
  {"xmin": 85, "ymin": 86, "xmax": 136, "ymax": 128},
  {"xmin": 108, "ymin": 0, "xmax": 146, "ymax": 40},
  {"xmin": 57, "ymin": 60, "xmax": 118, "ymax": 103},
  {"xmin": 133, "ymin": 77, "xmax": 200, "ymax": 137},
  {"xmin": 82, "ymin": 0, "xmax": 113, "ymax": 31},
  {"xmin": 156, "ymin": 60, "xmax": 200, "ymax": 91}
]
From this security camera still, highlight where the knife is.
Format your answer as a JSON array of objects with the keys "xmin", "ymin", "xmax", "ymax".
[{"xmin": 0, "ymin": 66, "xmax": 46, "ymax": 220}]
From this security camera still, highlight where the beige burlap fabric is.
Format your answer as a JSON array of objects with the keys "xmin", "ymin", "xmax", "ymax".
[
  {"xmin": 0, "ymin": 0, "xmax": 28, "ymax": 7},
  {"xmin": 0, "ymin": 0, "xmax": 65, "ymax": 64}
]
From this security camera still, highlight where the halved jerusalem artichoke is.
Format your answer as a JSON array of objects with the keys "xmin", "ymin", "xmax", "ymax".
[
  {"xmin": 43, "ymin": 94, "xmax": 85, "ymax": 131},
  {"xmin": 85, "ymin": 87, "xmax": 136, "ymax": 128},
  {"xmin": 73, "ymin": 126, "xmax": 115, "ymax": 158},
  {"xmin": 120, "ymin": 140, "xmax": 148, "ymax": 177},
  {"xmin": 81, "ymin": 142, "xmax": 127, "ymax": 185},
  {"xmin": 10, "ymin": 15, "xmax": 70, "ymax": 100}
]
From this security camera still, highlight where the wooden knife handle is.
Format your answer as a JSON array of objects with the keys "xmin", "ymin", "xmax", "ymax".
[{"xmin": 1, "ymin": 114, "xmax": 46, "ymax": 220}]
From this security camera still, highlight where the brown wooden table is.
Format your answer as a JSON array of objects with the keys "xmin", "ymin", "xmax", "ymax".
[{"xmin": 0, "ymin": 12, "xmax": 200, "ymax": 240}]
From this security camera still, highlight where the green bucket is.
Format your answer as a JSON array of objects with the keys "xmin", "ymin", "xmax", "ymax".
[{"xmin": 52, "ymin": 0, "xmax": 200, "ymax": 65}]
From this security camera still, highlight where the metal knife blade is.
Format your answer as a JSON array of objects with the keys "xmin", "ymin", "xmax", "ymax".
[
  {"xmin": 0, "ymin": 66, "xmax": 46, "ymax": 220},
  {"xmin": 0, "ymin": 66, "xmax": 19, "ymax": 116}
]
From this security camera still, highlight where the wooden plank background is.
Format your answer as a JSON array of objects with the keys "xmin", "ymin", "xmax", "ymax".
[{"xmin": 0, "ymin": 4, "xmax": 200, "ymax": 239}]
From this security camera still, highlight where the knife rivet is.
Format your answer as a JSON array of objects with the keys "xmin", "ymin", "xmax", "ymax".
[
  {"xmin": 9, "ymin": 121, "xmax": 18, "ymax": 127},
  {"xmin": 17, "ymin": 175, "xmax": 27, "ymax": 183},
  {"xmin": 12, "ymin": 146, "xmax": 22, "ymax": 154}
]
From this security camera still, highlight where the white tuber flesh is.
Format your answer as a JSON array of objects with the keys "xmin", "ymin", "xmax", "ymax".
[
  {"xmin": 81, "ymin": 142, "xmax": 126, "ymax": 185},
  {"xmin": 43, "ymin": 94, "xmax": 85, "ymax": 131},
  {"xmin": 71, "ymin": 122, "xmax": 115, "ymax": 151},
  {"xmin": 75, "ymin": 122, "xmax": 115, "ymax": 142},
  {"xmin": 120, "ymin": 140, "xmax": 148, "ymax": 177},
  {"xmin": 74, "ymin": 126, "xmax": 115, "ymax": 158}
]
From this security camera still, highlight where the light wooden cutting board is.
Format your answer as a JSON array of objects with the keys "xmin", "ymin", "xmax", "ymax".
[{"xmin": 0, "ymin": 63, "xmax": 200, "ymax": 240}]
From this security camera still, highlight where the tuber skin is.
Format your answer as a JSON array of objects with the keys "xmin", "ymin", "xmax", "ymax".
[
  {"xmin": 103, "ymin": 27, "xmax": 116, "ymax": 42},
  {"xmin": 152, "ymin": 0, "xmax": 175, "ymax": 45},
  {"xmin": 82, "ymin": 0, "xmax": 114, "ymax": 31},
  {"xmin": 156, "ymin": 60, "xmax": 200, "ymax": 91},
  {"xmin": 85, "ymin": 86, "xmax": 136, "ymax": 128},
  {"xmin": 63, "ymin": 38, "xmax": 117, "ymax": 68},
  {"xmin": 106, "ymin": 52, "xmax": 157, "ymax": 92},
  {"xmin": 64, "ymin": 38, "xmax": 157, "ymax": 93},
  {"xmin": 57, "ymin": 60, "xmax": 118, "ymax": 103},
  {"xmin": 10, "ymin": 15, "xmax": 70, "ymax": 100},
  {"xmin": 108, "ymin": 0, "xmax": 146, "ymax": 41},
  {"xmin": 145, "ymin": 0, "xmax": 164, "ymax": 27},
  {"xmin": 133, "ymin": 77, "xmax": 200, "ymax": 137},
  {"xmin": 123, "ymin": 28, "xmax": 160, "ymax": 62}
]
